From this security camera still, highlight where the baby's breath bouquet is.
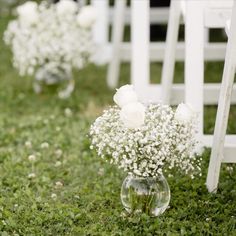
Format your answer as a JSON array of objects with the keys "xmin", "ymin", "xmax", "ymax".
[
  {"xmin": 4, "ymin": 0, "xmax": 97, "ymax": 98},
  {"xmin": 90, "ymin": 85, "xmax": 202, "ymax": 217}
]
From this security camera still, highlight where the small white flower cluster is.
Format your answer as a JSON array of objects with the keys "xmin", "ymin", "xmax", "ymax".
[
  {"xmin": 90, "ymin": 85, "xmax": 202, "ymax": 178},
  {"xmin": 4, "ymin": 0, "xmax": 97, "ymax": 77}
]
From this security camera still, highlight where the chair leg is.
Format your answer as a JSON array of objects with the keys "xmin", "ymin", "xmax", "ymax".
[
  {"xmin": 206, "ymin": 65, "xmax": 235, "ymax": 193},
  {"xmin": 206, "ymin": 3, "xmax": 236, "ymax": 192},
  {"xmin": 185, "ymin": 0, "xmax": 205, "ymax": 139},
  {"xmin": 161, "ymin": 0, "xmax": 181, "ymax": 104},
  {"xmin": 107, "ymin": 0, "xmax": 126, "ymax": 89}
]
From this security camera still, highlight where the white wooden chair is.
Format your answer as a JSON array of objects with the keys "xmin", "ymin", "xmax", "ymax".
[
  {"xmin": 130, "ymin": 0, "xmax": 235, "ymax": 147},
  {"xmin": 92, "ymin": 0, "xmax": 171, "ymax": 69},
  {"xmin": 161, "ymin": 0, "xmax": 236, "ymax": 147},
  {"xmin": 162, "ymin": 0, "xmax": 233, "ymax": 103},
  {"xmin": 107, "ymin": 0, "xmax": 229, "ymax": 90},
  {"xmin": 206, "ymin": 1, "xmax": 236, "ymax": 193},
  {"xmin": 107, "ymin": 0, "xmax": 236, "ymax": 146}
]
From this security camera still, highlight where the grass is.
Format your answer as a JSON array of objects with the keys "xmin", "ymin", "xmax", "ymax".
[{"xmin": 0, "ymin": 13, "xmax": 236, "ymax": 236}]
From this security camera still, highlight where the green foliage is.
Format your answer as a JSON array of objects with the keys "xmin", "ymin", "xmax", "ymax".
[{"xmin": 0, "ymin": 15, "xmax": 236, "ymax": 236}]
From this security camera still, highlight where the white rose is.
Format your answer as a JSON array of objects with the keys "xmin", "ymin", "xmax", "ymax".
[
  {"xmin": 56, "ymin": 0, "xmax": 78, "ymax": 16},
  {"xmin": 113, "ymin": 84, "xmax": 138, "ymax": 108},
  {"xmin": 17, "ymin": 1, "xmax": 39, "ymax": 25},
  {"xmin": 77, "ymin": 5, "xmax": 97, "ymax": 28},
  {"xmin": 175, "ymin": 103, "xmax": 195, "ymax": 123},
  {"xmin": 120, "ymin": 102, "xmax": 145, "ymax": 129}
]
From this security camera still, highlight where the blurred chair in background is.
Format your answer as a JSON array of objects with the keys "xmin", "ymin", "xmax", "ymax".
[
  {"xmin": 107, "ymin": 0, "xmax": 172, "ymax": 88},
  {"xmin": 107, "ymin": 0, "xmax": 234, "ymax": 148},
  {"xmin": 150, "ymin": 0, "xmax": 170, "ymax": 42}
]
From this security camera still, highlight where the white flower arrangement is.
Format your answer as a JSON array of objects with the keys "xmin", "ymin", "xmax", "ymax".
[
  {"xmin": 90, "ymin": 85, "xmax": 202, "ymax": 178},
  {"xmin": 4, "ymin": 0, "xmax": 96, "ymax": 78}
]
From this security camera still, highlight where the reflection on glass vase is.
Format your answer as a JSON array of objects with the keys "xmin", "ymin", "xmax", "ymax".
[
  {"xmin": 34, "ymin": 65, "xmax": 75, "ymax": 99},
  {"xmin": 121, "ymin": 175, "xmax": 170, "ymax": 217}
]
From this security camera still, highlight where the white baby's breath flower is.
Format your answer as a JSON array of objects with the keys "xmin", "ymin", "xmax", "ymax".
[
  {"xmin": 41, "ymin": 142, "xmax": 49, "ymax": 149},
  {"xmin": 2, "ymin": 220, "xmax": 7, "ymax": 226},
  {"xmin": 28, "ymin": 173, "xmax": 36, "ymax": 179},
  {"xmin": 56, "ymin": 126, "xmax": 61, "ymax": 132},
  {"xmin": 90, "ymin": 87, "xmax": 200, "ymax": 178},
  {"xmin": 28, "ymin": 154, "xmax": 36, "ymax": 162},
  {"xmin": 25, "ymin": 141, "xmax": 32, "ymax": 148},
  {"xmin": 55, "ymin": 149, "xmax": 63, "ymax": 158},
  {"xmin": 55, "ymin": 181, "xmax": 63, "ymax": 188},
  {"xmin": 98, "ymin": 168, "xmax": 104, "ymax": 176},
  {"xmin": 90, "ymin": 103, "xmax": 200, "ymax": 178},
  {"xmin": 120, "ymin": 102, "xmax": 145, "ymax": 129},
  {"xmin": 43, "ymin": 119, "xmax": 49, "ymax": 125},
  {"xmin": 64, "ymin": 108, "xmax": 72, "ymax": 117},
  {"xmin": 175, "ymin": 103, "xmax": 195, "ymax": 123},
  {"xmin": 4, "ymin": 1, "xmax": 95, "ymax": 83},
  {"xmin": 51, "ymin": 193, "xmax": 57, "ymax": 200},
  {"xmin": 17, "ymin": 1, "xmax": 39, "ymax": 25},
  {"xmin": 56, "ymin": 0, "xmax": 78, "ymax": 15},
  {"xmin": 77, "ymin": 5, "xmax": 97, "ymax": 28},
  {"xmin": 113, "ymin": 84, "xmax": 138, "ymax": 108},
  {"xmin": 55, "ymin": 161, "xmax": 62, "ymax": 167},
  {"xmin": 226, "ymin": 166, "xmax": 233, "ymax": 172}
]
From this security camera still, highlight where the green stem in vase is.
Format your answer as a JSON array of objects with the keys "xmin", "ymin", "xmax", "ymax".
[
  {"xmin": 129, "ymin": 186, "xmax": 138, "ymax": 213},
  {"xmin": 129, "ymin": 189, "xmax": 154, "ymax": 215},
  {"xmin": 146, "ymin": 189, "xmax": 156, "ymax": 215}
]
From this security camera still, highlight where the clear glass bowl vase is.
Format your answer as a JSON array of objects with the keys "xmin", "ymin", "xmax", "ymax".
[
  {"xmin": 121, "ymin": 175, "xmax": 170, "ymax": 217},
  {"xmin": 34, "ymin": 65, "xmax": 75, "ymax": 99}
]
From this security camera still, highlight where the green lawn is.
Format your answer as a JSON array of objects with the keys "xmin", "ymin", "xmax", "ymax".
[{"xmin": 0, "ymin": 14, "xmax": 236, "ymax": 236}]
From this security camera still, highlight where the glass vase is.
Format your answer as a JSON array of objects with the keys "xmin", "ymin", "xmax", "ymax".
[
  {"xmin": 34, "ymin": 65, "xmax": 75, "ymax": 99},
  {"xmin": 121, "ymin": 175, "xmax": 170, "ymax": 217}
]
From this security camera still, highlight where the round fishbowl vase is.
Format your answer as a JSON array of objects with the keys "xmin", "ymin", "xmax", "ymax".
[
  {"xmin": 121, "ymin": 175, "xmax": 170, "ymax": 217},
  {"xmin": 33, "ymin": 66, "xmax": 75, "ymax": 99}
]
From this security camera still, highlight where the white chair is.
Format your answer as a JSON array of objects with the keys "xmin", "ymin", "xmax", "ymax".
[
  {"xmin": 206, "ymin": 1, "xmax": 236, "ymax": 193},
  {"xmin": 108, "ymin": 0, "xmax": 236, "ymax": 147},
  {"xmin": 92, "ymin": 0, "xmax": 171, "ymax": 69},
  {"xmin": 161, "ymin": 0, "xmax": 236, "ymax": 147}
]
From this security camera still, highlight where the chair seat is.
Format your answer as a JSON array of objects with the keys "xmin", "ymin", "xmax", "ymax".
[
  {"xmin": 207, "ymin": 0, "xmax": 233, "ymax": 9},
  {"xmin": 204, "ymin": 8, "xmax": 231, "ymax": 28}
]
